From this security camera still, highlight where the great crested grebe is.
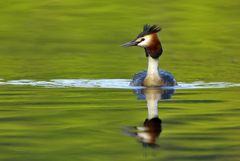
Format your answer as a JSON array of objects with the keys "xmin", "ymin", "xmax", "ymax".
[{"xmin": 122, "ymin": 24, "xmax": 177, "ymax": 87}]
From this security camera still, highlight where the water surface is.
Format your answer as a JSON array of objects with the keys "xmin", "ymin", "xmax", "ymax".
[
  {"xmin": 0, "ymin": 0, "xmax": 239, "ymax": 161},
  {"xmin": 0, "ymin": 83, "xmax": 239, "ymax": 161}
]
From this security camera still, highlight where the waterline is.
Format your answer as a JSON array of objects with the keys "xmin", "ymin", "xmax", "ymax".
[{"xmin": 0, "ymin": 79, "xmax": 239, "ymax": 89}]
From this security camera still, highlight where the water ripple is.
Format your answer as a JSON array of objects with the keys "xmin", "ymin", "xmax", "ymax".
[{"xmin": 0, "ymin": 79, "xmax": 239, "ymax": 89}]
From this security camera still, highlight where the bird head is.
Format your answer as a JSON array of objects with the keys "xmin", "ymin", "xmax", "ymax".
[{"xmin": 121, "ymin": 24, "xmax": 162, "ymax": 58}]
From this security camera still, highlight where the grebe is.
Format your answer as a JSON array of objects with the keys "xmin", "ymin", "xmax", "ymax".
[{"xmin": 121, "ymin": 24, "xmax": 177, "ymax": 87}]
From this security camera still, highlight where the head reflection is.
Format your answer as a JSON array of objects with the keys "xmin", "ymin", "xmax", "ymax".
[{"xmin": 124, "ymin": 87, "xmax": 174, "ymax": 148}]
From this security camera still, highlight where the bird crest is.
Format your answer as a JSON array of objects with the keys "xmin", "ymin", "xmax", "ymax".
[{"xmin": 137, "ymin": 24, "xmax": 161, "ymax": 38}]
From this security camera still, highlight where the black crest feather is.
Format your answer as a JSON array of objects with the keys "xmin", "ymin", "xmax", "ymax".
[{"xmin": 137, "ymin": 24, "xmax": 161, "ymax": 38}]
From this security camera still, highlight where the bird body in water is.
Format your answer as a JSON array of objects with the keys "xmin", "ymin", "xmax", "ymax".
[{"xmin": 122, "ymin": 24, "xmax": 177, "ymax": 87}]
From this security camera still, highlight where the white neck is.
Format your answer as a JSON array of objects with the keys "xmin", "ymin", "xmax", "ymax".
[
  {"xmin": 147, "ymin": 57, "xmax": 159, "ymax": 77},
  {"xmin": 143, "ymin": 56, "xmax": 162, "ymax": 86}
]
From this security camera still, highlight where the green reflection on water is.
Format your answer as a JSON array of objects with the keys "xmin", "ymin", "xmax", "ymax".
[
  {"xmin": 0, "ymin": 86, "xmax": 239, "ymax": 161},
  {"xmin": 0, "ymin": 0, "xmax": 240, "ymax": 161},
  {"xmin": 0, "ymin": 0, "xmax": 239, "ymax": 82}
]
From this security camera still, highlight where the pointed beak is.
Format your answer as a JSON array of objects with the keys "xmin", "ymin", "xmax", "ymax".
[{"xmin": 121, "ymin": 40, "xmax": 138, "ymax": 47}]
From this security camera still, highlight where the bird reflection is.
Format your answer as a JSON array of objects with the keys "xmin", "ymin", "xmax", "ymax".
[{"xmin": 124, "ymin": 87, "xmax": 174, "ymax": 148}]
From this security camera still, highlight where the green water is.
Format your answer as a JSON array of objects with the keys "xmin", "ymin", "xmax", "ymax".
[{"xmin": 0, "ymin": 0, "xmax": 240, "ymax": 161}]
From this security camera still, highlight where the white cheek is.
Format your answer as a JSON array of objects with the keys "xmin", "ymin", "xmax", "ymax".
[{"xmin": 137, "ymin": 37, "xmax": 151, "ymax": 47}]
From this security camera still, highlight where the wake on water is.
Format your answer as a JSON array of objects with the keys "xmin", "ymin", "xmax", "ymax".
[{"xmin": 0, "ymin": 79, "xmax": 239, "ymax": 89}]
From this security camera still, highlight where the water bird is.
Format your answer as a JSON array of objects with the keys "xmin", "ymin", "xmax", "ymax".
[{"xmin": 122, "ymin": 24, "xmax": 177, "ymax": 87}]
